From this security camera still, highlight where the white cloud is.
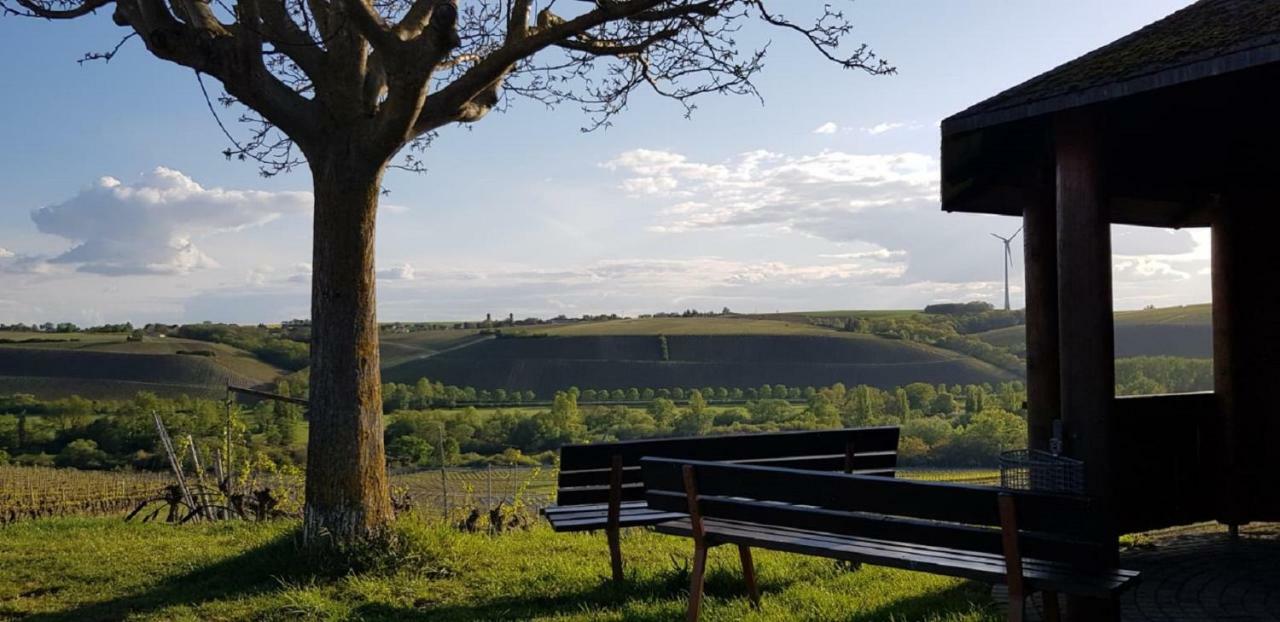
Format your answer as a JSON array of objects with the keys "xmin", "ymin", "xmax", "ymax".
[
  {"xmin": 30, "ymin": 167, "xmax": 311, "ymax": 276},
  {"xmin": 812, "ymin": 121, "xmax": 840, "ymax": 135},
  {"xmin": 0, "ymin": 248, "xmax": 13, "ymax": 259},
  {"xmin": 863, "ymin": 122, "xmax": 905, "ymax": 135},
  {"xmin": 378, "ymin": 263, "xmax": 416, "ymax": 281}
]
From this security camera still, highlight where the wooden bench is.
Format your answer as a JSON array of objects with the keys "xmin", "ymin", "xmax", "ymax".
[
  {"xmin": 641, "ymin": 457, "xmax": 1139, "ymax": 622},
  {"xmin": 543, "ymin": 427, "xmax": 900, "ymax": 582}
]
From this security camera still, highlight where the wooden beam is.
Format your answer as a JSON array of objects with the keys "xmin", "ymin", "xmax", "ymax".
[
  {"xmin": 1023, "ymin": 177, "xmax": 1060, "ymax": 452},
  {"xmin": 1054, "ymin": 110, "xmax": 1119, "ymax": 622},
  {"xmin": 1054, "ymin": 110, "xmax": 1116, "ymax": 502},
  {"xmin": 1213, "ymin": 192, "xmax": 1280, "ymax": 523}
]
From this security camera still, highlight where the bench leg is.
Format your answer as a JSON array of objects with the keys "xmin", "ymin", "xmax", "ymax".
[
  {"xmin": 607, "ymin": 526, "xmax": 624, "ymax": 583},
  {"xmin": 687, "ymin": 544, "xmax": 708, "ymax": 622},
  {"xmin": 1007, "ymin": 595, "xmax": 1024, "ymax": 622},
  {"xmin": 738, "ymin": 545, "xmax": 760, "ymax": 609},
  {"xmin": 1042, "ymin": 591, "xmax": 1061, "ymax": 622}
]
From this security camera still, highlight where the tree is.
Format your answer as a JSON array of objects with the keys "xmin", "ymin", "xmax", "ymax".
[{"xmin": 7, "ymin": 0, "xmax": 889, "ymax": 547}]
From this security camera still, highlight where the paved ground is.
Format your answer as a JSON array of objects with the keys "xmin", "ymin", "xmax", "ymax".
[
  {"xmin": 1120, "ymin": 523, "xmax": 1280, "ymax": 621},
  {"xmin": 996, "ymin": 523, "xmax": 1280, "ymax": 621}
]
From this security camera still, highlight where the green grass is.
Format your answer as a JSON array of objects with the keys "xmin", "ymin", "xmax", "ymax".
[
  {"xmin": 973, "ymin": 303, "xmax": 1213, "ymax": 359},
  {"xmin": 534, "ymin": 317, "xmax": 843, "ymax": 337},
  {"xmin": 0, "ymin": 335, "xmax": 286, "ymax": 400},
  {"xmin": 0, "ymin": 517, "xmax": 998, "ymax": 622},
  {"xmin": 379, "ymin": 330, "xmax": 489, "ymax": 367},
  {"xmin": 1113, "ymin": 304, "xmax": 1211, "ymax": 326}
]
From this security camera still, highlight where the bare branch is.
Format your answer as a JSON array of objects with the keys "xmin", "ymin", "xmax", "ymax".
[{"xmin": 5, "ymin": 0, "xmax": 112, "ymax": 18}]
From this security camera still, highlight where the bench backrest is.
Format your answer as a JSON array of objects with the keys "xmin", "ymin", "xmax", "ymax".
[
  {"xmin": 641, "ymin": 457, "xmax": 1112, "ymax": 568},
  {"xmin": 557, "ymin": 427, "xmax": 899, "ymax": 506}
]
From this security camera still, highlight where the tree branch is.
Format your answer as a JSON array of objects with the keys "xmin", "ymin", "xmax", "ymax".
[{"xmin": 7, "ymin": 0, "xmax": 112, "ymax": 18}]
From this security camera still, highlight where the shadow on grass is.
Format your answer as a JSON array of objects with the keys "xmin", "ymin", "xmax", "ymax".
[
  {"xmin": 348, "ymin": 562, "xmax": 995, "ymax": 621},
  {"xmin": 19, "ymin": 532, "xmax": 996, "ymax": 622},
  {"xmin": 21, "ymin": 528, "xmax": 310, "ymax": 622}
]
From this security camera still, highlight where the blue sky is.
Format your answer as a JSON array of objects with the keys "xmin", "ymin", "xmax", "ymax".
[{"xmin": 0, "ymin": 0, "xmax": 1208, "ymax": 324}]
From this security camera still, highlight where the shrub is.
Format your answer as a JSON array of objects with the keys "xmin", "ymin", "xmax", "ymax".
[{"xmin": 55, "ymin": 439, "xmax": 111, "ymax": 470}]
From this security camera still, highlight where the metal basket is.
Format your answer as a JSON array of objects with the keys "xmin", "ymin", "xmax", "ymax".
[{"xmin": 999, "ymin": 449, "xmax": 1084, "ymax": 495}]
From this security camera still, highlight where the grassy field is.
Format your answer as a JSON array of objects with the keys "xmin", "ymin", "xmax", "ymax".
[
  {"xmin": 0, "ymin": 334, "xmax": 285, "ymax": 400},
  {"xmin": 533, "ymin": 317, "xmax": 850, "ymax": 336},
  {"xmin": 1113, "ymin": 304, "xmax": 1211, "ymax": 325},
  {"xmin": 379, "ymin": 330, "xmax": 489, "ymax": 367},
  {"xmin": 0, "ymin": 517, "xmax": 999, "ymax": 621},
  {"xmin": 383, "ymin": 333, "xmax": 1016, "ymax": 395},
  {"xmin": 973, "ymin": 304, "xmax": 1212, "ymax": 359}
]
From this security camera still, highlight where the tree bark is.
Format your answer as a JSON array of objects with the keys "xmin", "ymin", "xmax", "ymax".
[{"xmin": 303, "ymin": 154, "xmax": 394, "ymax": 545}]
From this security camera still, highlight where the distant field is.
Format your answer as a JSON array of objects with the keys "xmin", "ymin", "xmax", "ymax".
[
  {"xmin": 379, "ymin": 329, "xmax": 488, "ymax": 366},
  {"xmin": 532, "ymin": 316, "xmax": 838, "ymax": 336},
  {"xmin": 0, "ymin": 337, "xmax": 283, "ymax": 400},
  {"xmin": 384, "ymin": 333, "xmax": 1016, "ymax": 394},
  {"xmin": 972, "ymin": 303, "xmax": 1212, "ymax": 358},
  {"xmin": 1114, "ymin": 303, "xmax": 1211, "ymax": 326}
]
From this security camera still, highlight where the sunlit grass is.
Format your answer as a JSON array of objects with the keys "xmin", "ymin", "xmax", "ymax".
[{"xmin": 0, "ymin": 517, "xmax": 999, "ymax": 621}]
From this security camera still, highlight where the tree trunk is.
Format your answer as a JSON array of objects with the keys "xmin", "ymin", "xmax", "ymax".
[{"xmin": 303, "ymin": 154, "xmax": 394, "ymax": 545}]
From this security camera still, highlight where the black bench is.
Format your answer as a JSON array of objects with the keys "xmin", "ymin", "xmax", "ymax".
[
  {"xmin": 543, "ymin": 427, "xmax": 900, "ymax": 582},
  {"xmin": 641, "ymin": 457, "xmax": 1139, "ymax": 622}
]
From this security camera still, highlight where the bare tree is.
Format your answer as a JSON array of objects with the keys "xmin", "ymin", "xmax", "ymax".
[{"xmin": 3, "ymin": 0, "xmax": 891, "ymax": 547}]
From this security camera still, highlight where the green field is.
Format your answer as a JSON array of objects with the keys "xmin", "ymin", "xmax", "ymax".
[
  {"xmin": 0, "ymin": 333, "xmax": 286, "ymax": 400},
  {"xmin": 973, "ymin": 304, "xmax": 1212, "ymax": 359},
  {"xmin": 382, "ymin": 332, "xmax": 1017, "ymax": 395},
  {"xmin": 534, "ymin": 316, "xmax": 850, "ymax": 336},
  {"xmin": 0, "ymin": 517, "xmax": 998, "ymax": 621},
  {"xmin": 378, "ymin": 330, "xmax": 489, "ymax": 367}
]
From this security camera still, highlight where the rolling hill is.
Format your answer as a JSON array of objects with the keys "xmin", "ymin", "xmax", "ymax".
[
  {"xmin": 382, "ymin": 319, "xmax": 1019, "ymax": 395},
  {"xmin": 0, "ymin": 334, "xmax": 285, "ymax": 400},
  {"xmin": 973, "ymin": 304, "xmax": 1212, "ymax": 358}
]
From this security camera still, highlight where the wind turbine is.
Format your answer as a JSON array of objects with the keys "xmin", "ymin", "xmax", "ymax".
[{"xmin": 991, "ymin": 227, "xmax": 1022, "ymax": 311}]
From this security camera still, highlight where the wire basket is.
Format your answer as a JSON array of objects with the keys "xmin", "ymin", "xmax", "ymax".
[{"xmin": 999, "ymin": 449, "xmax": 1084, "ymax": 495}]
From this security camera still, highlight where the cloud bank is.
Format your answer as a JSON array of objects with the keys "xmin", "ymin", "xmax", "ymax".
[{"xmin": 31, "ymin": 167, "xmax": 311, "ymax": 276}]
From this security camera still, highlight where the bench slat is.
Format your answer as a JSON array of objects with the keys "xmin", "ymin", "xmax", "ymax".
[
  {"xmin": 548, "ymin": 511, "xmax": 687, "ymax": 532},
  {"xmin": 657, "ymin": 518, "xmax": 1137, "ymax": 598},
  {"xmin": 644, "ymin": 489, "xmax": 1110, "ymax": 568},
  {"xmin": 557, "ymin": 451, "xmax": 897, "ymax": 488},
  {"xmin": 641, "ymin": 457, "xmax": 1105, "ymax": 541},
  {"xmin": 559, "ymin": 427, "xmax": 899, "ymax": 471}
]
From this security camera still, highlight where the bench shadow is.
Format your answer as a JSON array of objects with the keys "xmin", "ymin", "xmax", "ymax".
[{"xmin": 21, "ymin": 529, "xmax": 307, "ymax": 622}]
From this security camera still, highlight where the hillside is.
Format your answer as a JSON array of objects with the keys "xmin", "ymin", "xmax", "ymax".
[
  {"xmin": 0, "ymin": 334, "xmax": 284, "ymax": 399},
  {"xmin": 383, "ymin": 323, "xmax": 1018, "ymax": 395},
  {"xmin": 973, "ymin": 304, "xmax": 1212, "ymax": 358}
]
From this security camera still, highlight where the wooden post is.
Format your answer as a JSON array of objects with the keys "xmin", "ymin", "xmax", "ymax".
[
  {"xmin": 738, "ymin": 544, "xmax": 760, "ymax": 609},
  {"xmin": 997, "ymin": 494, "xmax": 1026, "ymax": 622},
  {"xmin": 606, "ymin": 454, "xmax": 625, "ymax": 583},
  {"xmin": 683, "ymin": 465, "xmax": 709, "ymax": 622},
  {"xmin": 1024, "ymin": 179, "xmax": 1061, "ymax": 452},
  {"xmin": 1212, "ymin": 192, "xmax": 1280, "ymax": 524},
  {"xmin": 843, "ymin": 440, "xmax": 856, "ymax": 474},
  {"xmin": 1055, "ymin": 110, "xmax": 1118, "ymax": 622}
]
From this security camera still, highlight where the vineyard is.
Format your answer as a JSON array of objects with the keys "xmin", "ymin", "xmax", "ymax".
[
  {"xmin": 0, "ymin": 466, "xmax": 167, "ymax": 524},
  {"xmin": 0, "ymin": 465, "xmax": 998, "ymax": 526}
]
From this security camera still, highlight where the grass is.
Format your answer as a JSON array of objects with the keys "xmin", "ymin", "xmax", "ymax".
[
  {"xmin": 0, "ymin": 517, "xmax": 999, "ymax": 622},
  {"xmin": 535, "ymin": 317, "xmax": 850, "ymax": 337},
  {"xmin": 0, "ymin": 335, "xmax": 285, "ymax": 400},
  {"xmin": 1113, "ymin": 304, "xmax": 1210, "ymax": 326},
  {"xmin": 383, "ymin": 333, "xmax": 1016, "ymax": 395}
]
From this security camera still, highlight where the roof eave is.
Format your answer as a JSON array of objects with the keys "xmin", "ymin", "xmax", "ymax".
[{"xmin": 941, "ymin": 37, "xmax": 1280, "ymax": 138}]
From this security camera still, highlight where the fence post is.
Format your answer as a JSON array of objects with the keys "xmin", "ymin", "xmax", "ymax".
[{"xmin": 438, "ymin": 424, "xmax": 448, "ymax": 519}]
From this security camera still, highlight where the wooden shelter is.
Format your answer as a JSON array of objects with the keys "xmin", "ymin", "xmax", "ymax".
[{"xmin": 941, "ymin": 0, "xmax": 1280, "ymax": 612}]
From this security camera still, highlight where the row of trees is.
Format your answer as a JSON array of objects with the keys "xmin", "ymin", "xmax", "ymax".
[
  {"xmin": 0, "ymin": 353, "xmax": 1212, "ymax": 474},
  {"xmin": 382, "ymin": 382, "xmax": 1030, "ymax": 469}
]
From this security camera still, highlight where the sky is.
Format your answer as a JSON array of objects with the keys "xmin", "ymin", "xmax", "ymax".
[{"xmin": 0, "ymin": 0, "xmax": 1209, "ymax": 325}]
